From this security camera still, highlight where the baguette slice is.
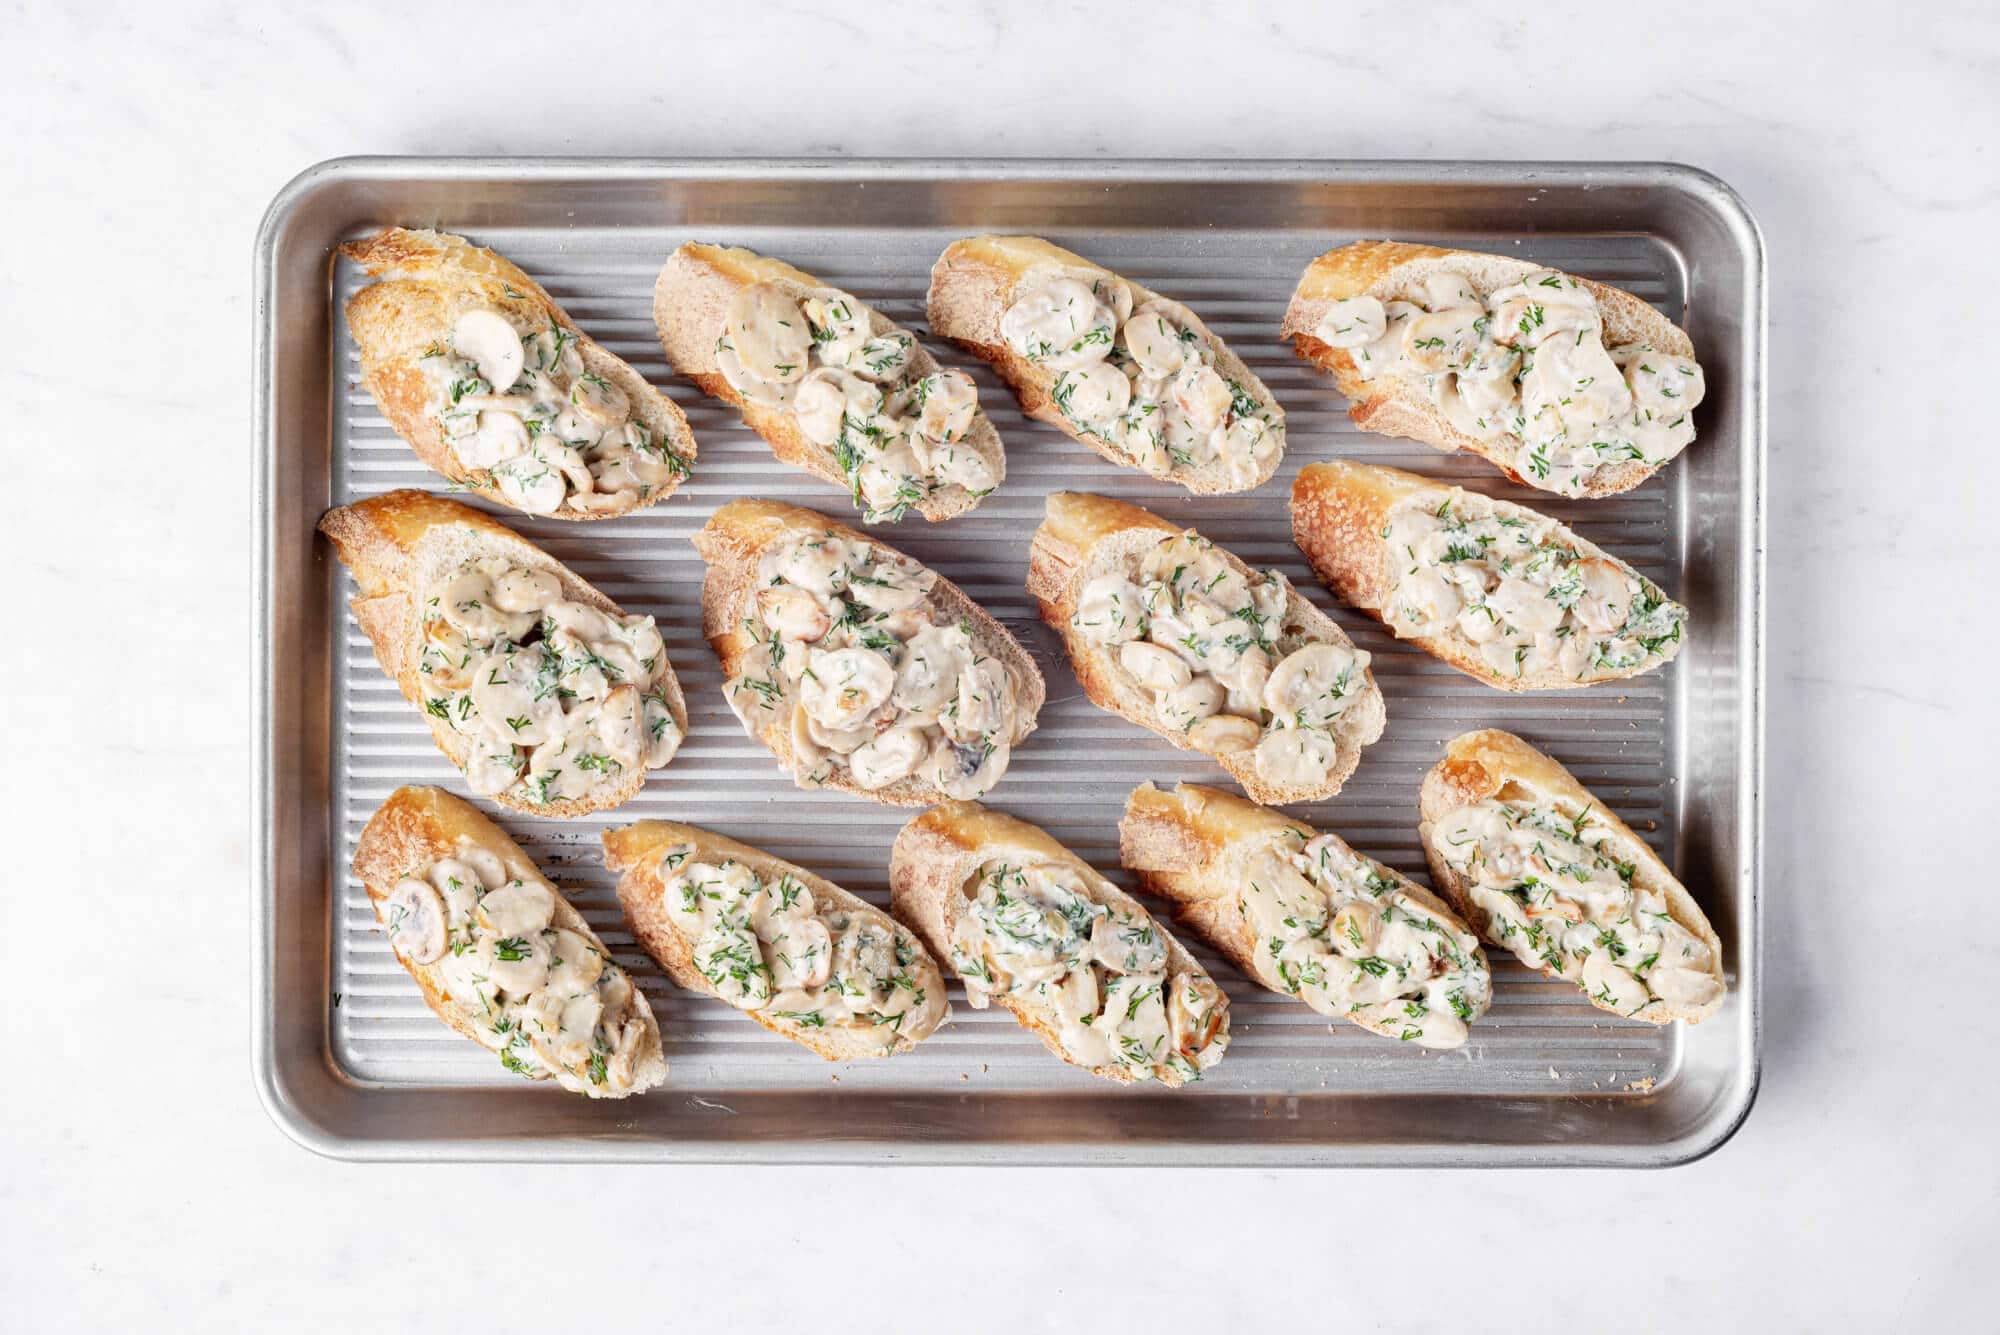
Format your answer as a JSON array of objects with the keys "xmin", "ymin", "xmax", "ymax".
[
  {"xmin": 1418, "ymin": 730, "xmax": 1726, "ymax": 1024},
  {"xmin": 1280, "ymin": 241, "xmax": 1697, "ymax": 497},
  {"xmin": 352, "ymin": 786, "xmax": 667, "ymax": 1097},
  {"xmin": 318, "ymin": 489, "xmax": 690, "ymax": 818},
  {"xmin": 654, "ymin": 243, "xmax": 1004, "ymax": 522},
  {"xmin": 1120, "ymin": 782, "xmax": 1491, "ymax": 1048},
  {"xmin": 692, "ymin": 497, "xmax": 1043, "ymax": 807},
  {"xmin": 927, "ymin": 235, "xmax": 1285, "ymax": 494},
  {"xmin": 1291, "ymin": 459, "xmax": 1686, "ymax": 691},
  {"xmin": 1028, "ymin": 491, "xmax": 1384, "ymax": 804},
  {"xmin": 603, "ymin": 821, "xmax": 947, "ymax": 1060},
  {"xmin": 342, "ymin": 227, "xmax": 697, "ymax": 520},
  {"xmin": 889, "ymin": 801, "xmax": 1229, "ymax": 1086}
]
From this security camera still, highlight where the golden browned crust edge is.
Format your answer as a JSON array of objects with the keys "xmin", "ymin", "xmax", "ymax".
[
  {"xmin": 316, "ymin": 489, "xmax": 690, "ymax": 819},
  {"xmin": 1414, "ymin": 730, "xmax": 1726, "ymax": 1024},
  {"xmin": 601, "ymin": 821, "xmax": 947, "ymax": 1060},
  {"xmin": 689, "ymin": 497, "xmax": 1044, "ymax": 808},
  {"xmin": 351, "ymin": 785, "xmax": 667, "ymax": 1097},
  {"xmin": 341, "ymin": 227, "xmax": 697, "ymax": 520}
]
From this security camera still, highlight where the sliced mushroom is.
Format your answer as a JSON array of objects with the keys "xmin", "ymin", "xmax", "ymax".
[
  {"xmin": 385, "ymin": 877, "xmax": 448, "ymax": 965},
  {"xmin": 915, "ymin": 369, "xmax": 979, "ymax": 443},
  {"xmin": 1582, "ymin": 949, "xmax": 1649, "ymax": 1013},
  {"xmin": 946, "ymin": 660, "xmax": 1010, "ymax": 742},
  {"xmin": 1119, "ymin": 639, "xmax": 1192, "ymax": 692},
  {"xmin": 546, "ymin": 929, "xmax": 605, "ymax": 996},
  {"xmin": 1161, "ymin": 676, "xmax": 1225, "ymax": 729},
  {"xmin": 1490, "ymin": 577, "xmax": 1568, "ymax": 635},
  {"xmin": 489, "ymin": 567, "xmax": 560, "ymax": 615},
  {"xmin": 849, "ymin": 725, "xmax": 928, "ymax": 790},
  {"xmin": 694, "ymin": 924, "xmax": 772, "ymax": 1009},
  {"xmin": 792, "ymin": 367, "xmax": 882, "ymax": 447},
  {"xmin": 1171, "ymin": 364, "xmax": 1232, "ymax": 434},
  {"xmin": 476, "ymin": 880, "xmax": 557, "ymax": 939},
  {"xmin": 597, "ymin": 684, "xmax": 645, "ymax": 768},
  {"xmin": 800, "ymin": 648, "xmax": 895, "ymax": 730},
  {"xmin": 1120, "ymin": 303, "xmax": 1189, "ymax": 377},
  {"xmin": 999, "ymin": 275, "xmax": 1116, "ymax": 372},
  {"xmin": 1168, "ymin": 973, "xmax": 1227, "ymax": 1067},
  {"xmin": 725, "ymin": 282, "xmax": 812, "ymax": 384},
  {"xmin": 1054, "ymin": 361, "xmax": 1131, "ymax": 425},
  {"xmin": 1263, "ymin": 642, "xmax": 1367, "ymax": 728},
  {"xmin": 1312, "ymin": 295, "xmax": 1388, "ymax": 350},
  {"xmin": 1253, "ymin": 724, "xmax": 1336, "ymax": 787},
  {"xmin": 493, "ymin": 455, "xmax": 567, "ymax": 515},
  {"xmin": 755, "ymin": 585, "xmax": 831, "ymax": 641},
  {"xmin": 569, "ymin": 372, "xmax": 629, "ymax": 427},
  {"xmin": 455, "ymin": 411, "xmax": 531, "ymax": 469},
  {"xmin": 803, "ymin": 292, "xmax": 870, "ymax": 365},
  {"xmin": 850, "ymin": 332, "xmax": 914, "ymax": 383},
  {"xmin": 1403, "ymin": 306, "xmax": 1486, "ymax": 374},
  {"xmin": 1329, "ymin": 901, "xmax": 1380, "ymax": 958},
  {"xmin": 933, "ymin": 736, "xmax": 1009, "ymax": 800},
  {"xmin": 488, "ymin": 932, "xmax": 551, "ymax": 996},
  {"xmin": 776, "ymin": 916, "xmax": 834, "ymax": 990},
  {"xmin": 1187, "ymin": 714, "xmax": 1260, "ymax": 755},
  {"xmin": 1572, "ymin": 557, "xmax": 1638, "ymax": 634},
  {"xmin": 453, "ymin": 309, "xmax": 525, "ymax": 394},
  {"xmin": 462, "ymin": 740, "xmax": 526, "ymax": 797}
]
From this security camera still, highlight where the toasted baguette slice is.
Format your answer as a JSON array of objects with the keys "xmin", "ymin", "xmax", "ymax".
[
  {"xmin": 927, "ymin": 235, "xmax": 1285, "ymax": 494},
  {"xmin": 1418, "ymin": 731, "xmax": 1726, "ymax": 1024},
  {"xmin": 889, "ymin": 801, "xmax": 1229, "ymax": 1086},
  {"xmin": 318, "ymin": 489, "xmax": 690, "ymax": 818},
  {"xmin": 692, "ymin": 498, "xmax": 1043, "ymax": 807},
  {"xmin": 1028, "ymin": 491, "xmax": 1384, "ymax": 804},
  {"xmin": 342, "ymin": 227, "xmax": 697, "ymax": 520},
  {"xmin": 602, "ymin": 821, "xmax": 948, "ymax": 1060},
  {"xmin": 1291, "ymin": 459, "xmax": 1687, "ymax": 691},
  {"xmin": 654, "ymin": 243, "xmax": 1003, "ymax": 522},
  {"xmin": 1120, "ymin": 782, "xmax": 1491, "ymax": 1048},
  {"xmin": 1280, "ymin": 241, "xmax": 1697, "ymax": 497},
  {"xmin": 352, "ymin": 786, "xmax": 667, "ymax": 1096}
]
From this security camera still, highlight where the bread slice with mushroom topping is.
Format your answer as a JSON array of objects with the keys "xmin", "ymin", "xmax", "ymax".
[
  {"xmin": 654, "ymin": 243, "xmax": 1004, "ymax": 523},
  {"xmin": 1280, "ymin": 241, "xmax": 1704, "ymax": 498},
  {"xmin": 693, "ymin": 498, "xmax": 1043, "ymax": 807},
  {"xmin": 1418, "ymin": 731, "xmax": 1726, "ymax": 1024},
  {"xmin": 1028, "ymin": 491, "xmax": 1384, "ymax": 805},
  {"xmin": 890, "ymin": 801, "xmax": 1230, "ymax": 1086},
  {"xmin": 319, "ymin": 489, "xmax": 690, "ymax": 818},
  {"xmin": 352, "ymin": 785, "xmax": 667, "ymax": 1097},
  {"xmin": 927, "ymin": 235, "xmax": 1285, "ymax": 494},
  {"xmin": 1291, "ymin": 459, "xmax": 1687, "ymax": 691},
  {"xmin": 342, "ymin": 227, "xmax": 697, "ymax": 520},
  {"xmin": 603, "ymin": 821, "xmax": 947, "ymax": 1060},
  {"xmin": 1120, "ymin": 782, "xmax": 1490, "ymax": 1049}
]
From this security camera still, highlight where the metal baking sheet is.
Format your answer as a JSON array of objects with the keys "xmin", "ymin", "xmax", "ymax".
[{"xmin": 253, "ymin": 159, "xmax": 1763, "ymax": 1165}]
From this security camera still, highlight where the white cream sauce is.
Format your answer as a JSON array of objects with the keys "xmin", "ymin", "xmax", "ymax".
[
  {"xmin": 1314, "ymin": 269, "xmax": 1706, "ymax": 496},
  {"xmin": 715, "ymin": 283, "xmax": 996, "ymax": 522},
  {"xmin": 1001, "ymin": 268, "xmax": 1282, "ymax": 488},
  {"xmin": 1238, "ymin": 830, "xmax": 1488, "ymax": 1047},
  {"xmin": 1429, "ymin": 799, "xmax": 1724, "ymax": 1018},
  {"xmin": 951, "ymin": 859, "xmax": 1228, "ymax": 1082},
  {"xmin": 658, "ymin": 845, "xmax": 943, "ymax": 1049},
  {"xmin": 723, "ymin": 530, "xmax": 1025, "ymax": 799},
  {"xmin": 386, "ymin": 837, "xmax": 653, "ymax": 1092},
  {"xmin": 1069, "ymin": 531, "xmax": 1370, "ymax": 790},
  {"xmin": 422, "ymin": 308, "xmax": 689, "ymax": 516},
  {"xmin": 417, "ymin": 557, "xmax": 682, "ymax": 805},
  {"xmin": 1381, "ymin": 490, "xmax": 1686, "ymax": 682}
]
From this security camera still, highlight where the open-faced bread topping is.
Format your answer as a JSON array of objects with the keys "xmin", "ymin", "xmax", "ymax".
[
  {"xmin": 1314, "ymin": 269, "xmax": 1705, "ymax": 496},
  {"xmin": 418, "ymin": 556, "xmax": 682, "ymax": 803},
  {"xmin": 1068, "ymin": 531, "xmax": 1371, "ymax": 789},
  {"xmin": 713, "ymin": 284, "xmax": 995, "ymax": 521},
  {"xmin": 951, "ymin": 858, "xmax": 1228, "ymax": 1082},
  {"xmin": 723, "ymin": 528, "xmax": 1026, "ymax": 799},
  {"xmin": 1428, "ymin": 798, "xmax": 1723, "ymax": 1018},
  {"xmin": 384, "ymin": 838, "xmax": 655, "ymax": 1091},
  {"xmin": 655, "ymin": 844, "xmax": 944, "ymax": 1048},
  {"xmin": 1380, "ymin": 489, "xmax": 1686, "ymax": 681},
  {"xmin": 1000, "ymin": 269, "xmax": 1282, "ymax": 487},
  {"xmin": 424, "ymin": 308, "xmax": 690, "ymax": 515}
]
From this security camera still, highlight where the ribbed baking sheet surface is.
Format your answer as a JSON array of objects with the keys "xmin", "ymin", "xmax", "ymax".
[{"xmin": 329, "ymin": 228, "xmax": 1685, "ymax": 1098}]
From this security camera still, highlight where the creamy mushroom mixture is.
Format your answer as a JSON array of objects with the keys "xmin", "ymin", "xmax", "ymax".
[
  {"xmin": 383, "ymin": 839, "xmax": 653, "ymax": 1092},
  {"xmin": 1070, "ymin": 532, "xmax": 1371, "ymax": 790},
  {"xmin": 713, "ymin": 283, "xmax": 995, "ymax": 522},
  {"xmin": 1381, "ymin": 490, "xmax": 1686, "ymax": 682},
  {"xmin": 724, "ymin": 530, "xmax": 1024, "ymax": 799},
  {"xmin": 1313, "ymin": 269, "xmax": 1706, "ymax": 495},
  {"xmin": 1240, "ymin": 830, "xmax": 1489, "ymax": 1047},
  {"xmin": 657, "ymin": 844, "xmax": 941, "ymax": 1047},
  {"xmin": 952, "ymin": 859, "xmax": 1228, "ymax": 1082},
  {"xmin": 1429, "ymin": 799, "xmax": 1724, "ymax": 1018},
  {"xmin": 422, "ymin": 307, "xmax": 690, "ymax": 515},
  {"xmin": 1000, "ymin": 269, "xmax": 1282, "ymax": 487},
  {"xmin": 418, "ymin": 557, "xmax": 682, "ymax": 804}
]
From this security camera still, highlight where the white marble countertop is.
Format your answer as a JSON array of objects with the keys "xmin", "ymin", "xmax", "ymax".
[{"xmin": 9, "ymin": 1, "xmax": 1997, "ymax": 1328}]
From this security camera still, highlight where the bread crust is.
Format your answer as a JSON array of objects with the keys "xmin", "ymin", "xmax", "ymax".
[
  {"xmin": 887, "ymin": 801, "xmax": 1225, "ymax": 1087},
  {"xmin": 351, "ymin": 785, "xmax": 668, "ymax": 1097},
  {"xmin": 691, "ymin": 497, "xmax": 1044, "ymax": 807},
  {"xmin": 1279, "ymin": 241, "xmax": 1695, "ymax": 497},
  {"xmin": 926, "ymin": 235, "xmax": 1284, "ymax": 495},
  {"xmin": 341, "ymin": 227, "xmax": 697, "ymax": 520},
  {"xmin": 1416, "ymin": 730, "xmax": 1725, "ymax": 1024},
  {"xmin": 317, "ymin": 489, "xmax": 690, "ymax": 818},
  {"xmin": 653, "ymin": 242, "xmax": 1004, "ymax": 522},
  {"xmin": 1119, "ymin": 781, "xmax": 1485, "ymax": 1043},
  {"xmin": 1028, "ymin": 490, "xmax": 1385, "ymax": 803},
  {"xmin": 1290, "ymin": 459, "xmax": 1685, "ymax": 692},
  {"xmin": 601, "ymin": 821, "xmax": 948, "ymax": 1060}
]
